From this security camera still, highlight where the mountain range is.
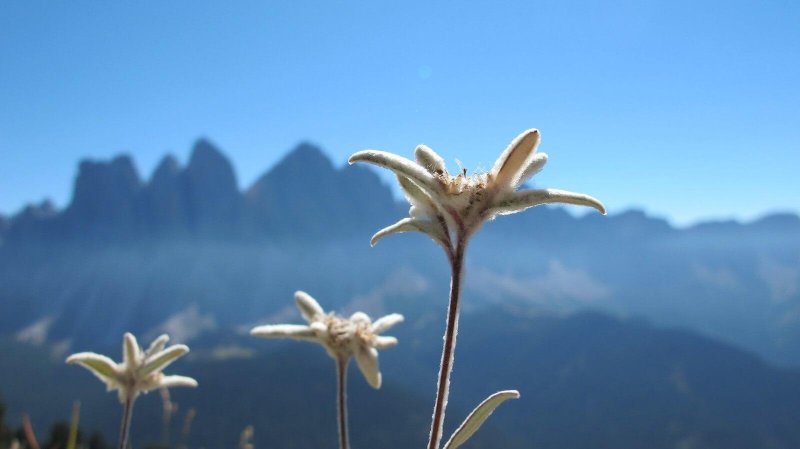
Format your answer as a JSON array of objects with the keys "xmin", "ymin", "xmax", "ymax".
[
  {"xmin": 1, "ymin": 139, "xmax": 798, "ymax": 365},
  {"xmin": 1, "ymin": 138, "xmax": 800, "ymax": 448}
]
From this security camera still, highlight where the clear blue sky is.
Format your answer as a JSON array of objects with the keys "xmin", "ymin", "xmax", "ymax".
[{"xmin": 1, "ymin": 0, "xmax": 798, "ymax": 225}]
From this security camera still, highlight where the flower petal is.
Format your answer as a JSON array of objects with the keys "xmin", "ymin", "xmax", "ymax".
[
  {"xmin": 516, "ymin": 152, "xmax": 548, "ymax": 188},
  {"xmin": 349, "ymin": 312, "xmax": 372, "ymax": 326},
  {"xmin": 443, "ymin": 390, "xmax": 520, "ymax": 449},
  {"xmin": 373, "ymin": 336, "xmax": 398, "ymax": 349},
  {"xmin": 349, "ymin": 150, "xmax": 441, "ymax": 196},
  {"xmin": 65, "ymin": 352, "xmax": 118, "ymax": 382},
  {"xmin": 123, "ymin": 333, "xmax": 140, "ymax": 367},
  {"xmin": 159, "ymin": 375, "xmax": 199, "ymax": 389},
  {"xmin": 354, "ymin": 345, "xmax": 381, "ymax": 389},
  {"xmin": 145, "ymin": 334, "xmax": 170, "ymax": 357},
  {"xmin": 491, "ymin": 129, "xmax": 540, "ymax": 189},
  {"xmin": 490, "ymin": 188, "xmax": 607, "ymax": 216},
  {"xmin": 371, "ymin": 313, "xmax": 404, "ymax": 334},
  {"xmin": 295, "ymin": 291, "xmax": 324, "ymax": 323},
  {"xmin": 414, "ymin": 144, "xmax": 447, "ymax": 175},
  {"xmin": 250, "ymin": 324, "xmax": 318, "ymax": 341},
  {"xmin": 370, "ymin": 217, "xmax": 446, "ymax": 247},
  {"xmin": 142, "ymin": 344, "xmax": 189, "ymax": 376}
]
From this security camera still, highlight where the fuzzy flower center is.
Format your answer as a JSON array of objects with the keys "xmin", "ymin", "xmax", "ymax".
[{"xmin": 322, "ymin": 314, "xmax": 374, "ymax": 357}]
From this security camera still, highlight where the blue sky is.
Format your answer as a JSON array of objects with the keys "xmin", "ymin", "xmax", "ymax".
[{"xmin": 1, "ymin": 0, "xmax": 798, "ymax": 225}]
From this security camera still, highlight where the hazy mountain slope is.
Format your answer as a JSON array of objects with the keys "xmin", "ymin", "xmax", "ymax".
[
  {"xmin": 3, "ymin": 310, "xmax": 800, "ymax": 449},
  {"xmin": 0, "ymin": 140, "xmax": 799, "ymax": 368}
]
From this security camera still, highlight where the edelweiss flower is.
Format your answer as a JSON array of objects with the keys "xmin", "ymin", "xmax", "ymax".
[
  {"xmin": 250, "ymin": 291, "xmax": 403, "ymax": 388},
  {"xmin": 348, "ymin": 129, "xmax": 606, "ymax": 249},
  {"xmin": 66, "ymin": 333, "xmax": 198, "ymax": 402}
]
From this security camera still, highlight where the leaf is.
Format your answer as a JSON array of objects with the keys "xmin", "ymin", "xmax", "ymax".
[
  {"xmin": 443, "ymin": 390, "xmax": 520, "ymax": 449},
  {"xmin": 66, "ymin": 401, "xmax": 80, "ymax": 449}
]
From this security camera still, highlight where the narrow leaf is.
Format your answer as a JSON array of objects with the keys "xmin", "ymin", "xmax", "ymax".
[
  {"xmin": 66, "ymin": 401, "xmax": 80, "ymax": 449},
  {"xmin": 443, "ymin": 390, "xmax": 520, "ymax": 449}
]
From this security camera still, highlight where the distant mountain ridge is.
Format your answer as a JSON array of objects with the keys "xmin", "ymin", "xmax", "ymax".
[
  {"xmin": 2, "ymin": 138, "xmax": 798, "ymax": 246},
  {"xmin": 1, "ymin": 139, "xmax": 400, "ymax": 243},
  {"xmin": 1, "ymin": 139, "xmax": 799, "ymax": 368}
]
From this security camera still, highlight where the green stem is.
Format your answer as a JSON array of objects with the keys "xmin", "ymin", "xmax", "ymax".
[{"xmin": 427, "ymin": 237, "xmax": 467, "ymax": 449}]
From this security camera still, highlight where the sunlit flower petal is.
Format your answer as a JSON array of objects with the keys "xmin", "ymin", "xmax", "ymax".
[
  {"xmin": 491, "ymin": 129, "xmax": 541, "ymax": 190},
  {"xmin": 250, "ymin": 324, "xmax": 317, "ymax": 341},
  {"xmin": 415, "ymin": 144, "xmax": 447, "ymax": 175},
  {"xmin": 145, "ymin": 334, "xmax": 170, "ymax": 357},
  {"xmin": 370, "ymin": 218, "xmax": 445, "ymax": 247},
  {"xmin": 295, "ymin": 291, "xmax": 325, "ymax": 322},
  {"xmin": 490, "ymin": 188, "xmax": 607, "ymax": 216},
  {"xmin": 142, "ymin": 344, "xmax": 190, "ymax": 376},
  {"xmin": 159, "ymin": 375, "xmax": 199, "ymax": 389},
  {"xmin": 373, "ymin": 336, "xmax": 398, "ymax": 349},
  {"xmin": 371, "ymin": 313, "xmax": 404, "ymax": 334},
  {"xmin": 250, "ymin": 292, "xmax": 403, "ymax": 388},
  {"xmin": 516, "ymin": 152, "xmax": 548, "ymax": 188},
  {"xmin": 65, "ymin": 352, "xmax": 118, "ymax": 386},
  {"xmin": 354, "ymin": 345, "xmax": 381, "ymax": 389},
  {"xmin": 350, "ymin": 128, "xmax": 605, "ymax": 250},
  {"xmin": 348, "ymin": 150, "xmax": 442, "ymax": 196},
  {"xmin": 66, "ymin": 333, "xmax": 196, "ymax": 403}
]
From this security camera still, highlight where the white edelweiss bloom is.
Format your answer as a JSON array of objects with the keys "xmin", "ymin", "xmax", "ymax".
[
  {"xmin": 66, "ymin": 333, "xmax": 197, "ymax": 403},
  {"xmin": 348, "ymin": 129, "xmax": 606, "ymax": 249},
  {"xmin": 250, "ymin": 291, "xmax": 403, "ymax": 388}
]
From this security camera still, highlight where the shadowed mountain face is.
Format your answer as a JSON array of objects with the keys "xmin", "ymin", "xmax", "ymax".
[
  {"xmin": 245, "ymin": 142, "xmax": 399, "ymax": 238},
  {"xmin": 4, "ymin": 139, "xmax": 399, "ymax": 243}
]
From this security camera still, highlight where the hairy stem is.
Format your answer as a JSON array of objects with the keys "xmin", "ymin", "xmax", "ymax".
[
  {"xmin": 427, "ymin": 237, "xmax": 467, "ymax": 449},
  {"xmin": 336, "ymin": 357, "xmax": 350, "ymax": 449},
  {"xmin": 118, "ymin": 394, "xmax": 136, "ymax": 449}
]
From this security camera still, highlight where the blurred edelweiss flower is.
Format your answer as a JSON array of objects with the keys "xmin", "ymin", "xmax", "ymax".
[
  {"xmin": 348, "ymin": 128, "xmax": 606, "ymax": 247},
  {"xmin": 250, "ymin": 291, "xmax": 403, "ymax": 388},
  {"xmin": 66, "ymin": 333, "xmax": 198, "ymax": 402}
]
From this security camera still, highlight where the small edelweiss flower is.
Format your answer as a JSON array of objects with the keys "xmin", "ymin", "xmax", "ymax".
[
  {"xmin": 250, "ymin": 291, "xmax": 403, "ymax": 388},
  {"xmin": 66, "ymin": 333, "xmax": 198, "ymax": 403},
  {"xmin": 348, "ymin": 129, "xmax": 606, "ymax": 249}
]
